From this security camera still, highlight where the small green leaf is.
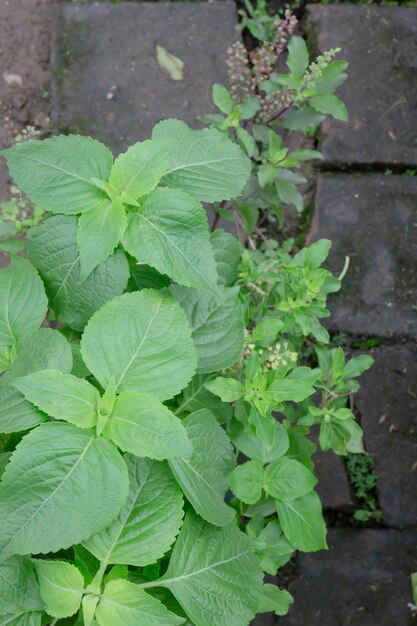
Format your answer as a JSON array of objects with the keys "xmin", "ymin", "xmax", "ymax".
[
  {"xmin": 84, "ymin": 455, "xmax": 184, "ymax": 567},
  {"xmin": 252, "ymin": 319, "xmax": 284, "ymax": 342},
  {"xmin": 103, "ymin": 391, "xmax": 192, "ymax": 460},
  {"xmin": 156, "ymin": 510, "xmax": 263, "ymax": 626},
  {"xmin": 267, "ymin": 378, "xmax": 314, "ymax": 404},
  {"xmin": 77, "ymin": 197, "xmax": 127, "ymax": 280},
  {"xmin": 229, "ymin": 460, "xmax": 264, "ymax": 504},
  {"xmin": 96, "ymin": 579, "xmax": 185, "ymax": 626},
  {"xmin": 1, "ymin": 135, "xmax": 113, "ymax": 215},
  {"xmin": 34, "ymin": 560, "xmax": 84, "ymax": 618},
  {"xmin": 204, "ymin": 377, "xmax": 244, "ymax": 402},
  {"xmin": 109, "ymin": 139, "xmax": 169, "ymax": 199},
  {"xmin": 156, "ymin": 45, "xmax": 184, "ymax": 81},
  {"xmin": 13, "ymin": 369, "xmax": 100, "ymax": 429},
  {"xmin": 310, "ymin": 94, "xmax": 348, "ymax": 121},
  {"xmin": 264, "ymin": 457, "xmax": 317, "ymax": 501},
  {"xmin": 80, "ymin": 289, "xmax": 197, "ymax": 401},
  {"xmin": 286, "ymin": 36, "xmax": 309, "ymax": 77},
  {"xmin": 276, "ymin": 491, "xmax": 327, "ymax": 552},
  {"xmin": 239, "ymin": 97, "xmax": 260, "ymax": 120},
  {"xmin": 169, "ymin": 409, "xmax": 235, "ymax": 526},
  {"xmin": 281, "ymin": 106, "xmax": 324, "ymax": 131},
  {"xmin": 231, "ymin": 417, "xmax": 289, "ymax": 465},
  {"xmin": 275, "ymin": 180, "xmax": 304, "ymax": 212},
  {"xmin": 212, "ymin": 83, "xmax": 234, "ymax": 115},
  {"xmin": 83, "ymin": 594, "xmax": 100, "ymax": 626},
  {"xmin": 258, "ymin": 584, "xmax": 293, "ymax": 616}
]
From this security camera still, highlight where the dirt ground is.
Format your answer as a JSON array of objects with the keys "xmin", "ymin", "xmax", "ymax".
[{"xmin": 0, "ymin": 0, "xmax": 53, "ymax": 197}]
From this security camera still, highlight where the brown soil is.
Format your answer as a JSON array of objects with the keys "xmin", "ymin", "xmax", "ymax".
[{"xmin": 0, "ymin": 0, "xmax": 53, "ymax": 197}]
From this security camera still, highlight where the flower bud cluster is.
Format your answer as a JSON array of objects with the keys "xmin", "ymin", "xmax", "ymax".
[{"xmin": 263, "ymin": 341, "xmax": 297, "ymax": 370}]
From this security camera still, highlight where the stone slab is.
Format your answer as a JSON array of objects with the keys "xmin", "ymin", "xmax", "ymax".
[
  {"xmin": 355, "ymin": 345, "xmax": 417, "ymax": 527},
  {"xmin": 313, "ymin": 447, "xmax": 354, "ymax": 513},
  {"xmin": 253, "ymin": 529, "xmax": 417, "ymax": 625},
  {"xmin": 52, "ymin": 1, "xmax": 237, "ymax": 153},
  {"xmin": 306, "ymin": 5, "xmax": 417, "ymax": 167},
  {"xmin": 308, "ymin": 174, "xmax": 417, "ymax": 338}
]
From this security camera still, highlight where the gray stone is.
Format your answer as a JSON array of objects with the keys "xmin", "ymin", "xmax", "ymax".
[
  {"xmin": 355, "ymin": 345, "xmax": 417, "ymax": 527},
  {"xmin": 306, "ymin": 5, "xmax": 417, "ymax": 167},
  {"xmin": 253, "ymin": 529, "xmax": 417, "ymax": 625},
  {"xmin": 52, "ymin": 1, "xmax": 237, "ymax": 153},
  {"xmin": 308, "ymin": 174, "xmax": 417, "ymax": 338},
  {"xmin": 313, "ymin": 448, "xmax": 354, "ymax": 513}
]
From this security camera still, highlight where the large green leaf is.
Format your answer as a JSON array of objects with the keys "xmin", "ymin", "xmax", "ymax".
[
  {"xmin": 77, "ymin": 197, "xmax": 127, "ymax": 280},
  {"xmin": 0, "ymin": 422, "xmax": 128, "ymax": 560},
  {"xmin": 34, "ymin": 559, "xmax": 84, "ymax": 618},
  {"xmin": 152, "ymin": 119, "xmax": 252, "ymax": 202},
  {"xmin": 210, "ymin": 229, "xmax": 241, "ymax": 287},
  {"xmin": 109, "ymin": 139, "xmax": 169, "ymax": 199},
  {"xmin": 152, "ymin": 510, "xmax": 263, "ymax": 626},
  {"xmin": 103, "ymin": 392, "xmax": 192, "ymax": 459},
  {"xmin": 13, "ymin": 370, "xmax": 100, "ymax": 429},
  {"xmin": 1, "ymin": 135, "xmax": 113, "ymax": 214},
  {"xmin": 96, "ymin": 579, "xmax": 185, "ymax": 626},
  {"xmin": 170, "ymin": 285, "xmax": 244, "ymax": 373},
  {"xmin": 169, "ymin": 410, "xmax": 235, "ymax": 526},
  {"xmin": 0, "ymin": 612, "xmax": 42, "ymax": 625},
  {"xmin": 0, "ymin": 556, "xmax": 42, "ymax": 614},
  {"xmin": 28, "ymin": 215, "xmax": 129, "ymax": 331},
  {"xmin": 84, "ymin": 455, "xmax": 184, "ymax": 566},
  {"xmin": 276, "ymin": 491, "xmax": 327, "ymax": 552},
  {"xmin": 80, "ymin": 290, "xmax": 197, "ymax": 400},
  {"xmin": 0, "ymin": 384, "xmax": 47, "ymax": 434},
  {"xmin": 123, "ymin": 188, "xmax": 218, "ymax": 292},
  {"xmin": 0, "ymin": 257, "xmax": 47, "ymax": 348}
]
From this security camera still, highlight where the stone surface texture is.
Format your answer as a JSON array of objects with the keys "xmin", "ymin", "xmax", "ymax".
[
  {"xmin": 306, "ymin": 5, "xmax": 417, "ymax": 167},
  {"xmin": 355, "ymin": 345, "xmax": 417, "ymax": 528},
  {"xmin": 270, "ymin": 529, "xmax": 417, "ymax": 626},
  {"xmin": 52, "ymin": 1, "xmax": 237, "ymax": 153},
  {"xmin": 314, "ymin": 448, "xmax": 354, "ymax": 512},
  {"xmin": 308, "ymin": 174, "xmax": 417, "ymax": 338}
]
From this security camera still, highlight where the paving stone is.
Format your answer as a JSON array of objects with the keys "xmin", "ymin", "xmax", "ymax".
[
  {"xmin": 313, "ymin": 447, "xmax": 354, "ymax": 513},
  {"xmin": 355, "ymin": 345, "xmax": 417, "ymax": 528},
  {"xmin": 308, "ymin": 174, "xmax": 417, "ymax": 338},
  {"xmin": 306, "ymin": 5, "xmax": 417, "ymax": 167},
  {"xmin": 253, "ymin": 528, "xmax": 417, "ymax": 625},
  {"xmin": 52, "ymin": 1, "xmax": 237, "ymax": 153}
]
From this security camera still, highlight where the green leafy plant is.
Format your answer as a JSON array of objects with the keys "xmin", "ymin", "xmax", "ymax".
[
  {"xmin": 346, "ymin": 453, "xmax": 381, "ymax": 523},
  {"xmin": 203, "ymin": 11, "xmax": 348, "ymax": 233},
  {"xmin": 0, "ymin": 117, "xmax": 373, "ymax": 624}
]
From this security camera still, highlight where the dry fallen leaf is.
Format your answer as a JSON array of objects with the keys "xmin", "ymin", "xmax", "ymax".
[
  {"xmin": 156, "ymin": 45, "xmax": 184, "ymax": 81},
  {"xmin": 3, "ymin": 72, "xmax": 23, "ymax": 87}
]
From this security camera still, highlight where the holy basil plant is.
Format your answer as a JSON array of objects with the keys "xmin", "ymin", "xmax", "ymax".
[{"xmin": 0, "ymin": 122, "xmax": 372, "ymax": 626}]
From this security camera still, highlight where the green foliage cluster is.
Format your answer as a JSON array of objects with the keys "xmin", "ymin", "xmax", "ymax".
[
  {"xmin": 204, "ymin": 31, "xmax": 348, "ymax": 231},
  {"xmin": 0, "ymin": 21, "xmax": 373, "ymax": 626},
  {"xmin": 346, "ymin": 453, "xmax": 381, "ymax": 523}
]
